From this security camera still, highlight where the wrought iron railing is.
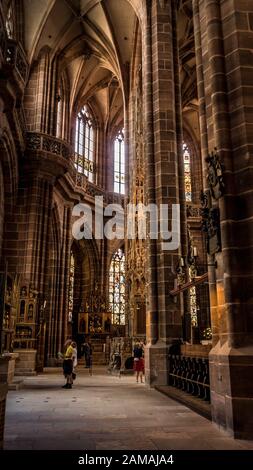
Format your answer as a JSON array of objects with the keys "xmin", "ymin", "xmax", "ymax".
[{"xmin": 168, "ymin": 354, "xmax": 210, "ymax": 402}]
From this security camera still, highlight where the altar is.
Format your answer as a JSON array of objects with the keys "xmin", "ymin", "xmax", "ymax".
[{"xmin": 78, "ymin": 312, "xmax": 112, "ymax": 335}]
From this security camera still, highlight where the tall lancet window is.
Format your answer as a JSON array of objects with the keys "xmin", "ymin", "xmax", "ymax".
[
  {"xmin": 6, "ymin": 2, "xmax": 14, "ymax": 38},
  {"xmin": 75, "ymin": 105, "xmax": 95, "ymax": 182},
  {"xmin": 56, "ymin": 95, "xmax": 62, "ymax": 139},
  {"xmin": 68, "ymin": 252, "xmax": 75, "ymax": 323},
  {"xmin": 183, "ymin": 142, "xmax": 192, "ymax": 202},
  {"xmin": 114, "ymin": 129, "xmax": 125, "ymax": 195},
  {"xmin": 109, "ymin": 248, "xmax": 125, "ymax": 325}
]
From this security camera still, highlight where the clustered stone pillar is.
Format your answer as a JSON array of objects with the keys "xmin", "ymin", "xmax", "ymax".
[
  {"xmin": 20, "ymin": 171, "xmax": 54, "ymax": 370},
  {"xmin": 24, "ymin": 175, "xmax": 53, "ymax": 293},
  {"xmin": 46, "ymin": 204, "xmax": 73, "ymax": 364},
  {"xmin": 143, "ymin": 0, "xmax": 184, "ymax": 385},
  {"xmin": 192, "ymin": 0, "xmax": 219, "ymax": 344},
  {"xmin": 196, "ymin": 0, "xmax": 253, "ymax": 439},
  {"xmin": 171, "ymin": 0, "xmax": 189, "ymax": 339},
  {"xmin": 143, "ymin": 0, "xmax": 159, "ymax": 354}
]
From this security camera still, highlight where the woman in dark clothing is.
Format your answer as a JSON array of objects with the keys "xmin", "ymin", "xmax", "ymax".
[
  {"xmin": 82, "ymin": 337, "xmax": 93, "ymax": 375},
  {"xmin": 133, "ymin": 341, "xmax": 144, "ymax": 383}
]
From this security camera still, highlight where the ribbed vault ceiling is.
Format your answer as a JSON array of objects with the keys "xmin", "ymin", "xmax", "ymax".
[
  {"xmin": 24, "ymin": 0, "xmax": 138, "ymax": 128},
  {"xmin": 22, "ymin": 0, "xmax": 198, "ymax": 140}
]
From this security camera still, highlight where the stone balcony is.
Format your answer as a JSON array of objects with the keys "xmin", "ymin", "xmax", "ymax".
[
  {"xmin": 25, "ymin": 134, "xmax": 127, "ymax": 204},
  {"xmin": 68, "ymin": 161, "xmax": 88, "ymax": 195},
  {"xmin": 25, "ymin": 132, "xmax": 73, "ymax": 177},
  {"xmin": 86, "ymin": 181, "xmax": 126, "ymax": 206},
  {"xmin": 106, "ymin": 191, "xmax": 126, "ymax": 206},
  {"xmin": 26, "ymin": 132, "xmax": 72, "ymax": 159}
]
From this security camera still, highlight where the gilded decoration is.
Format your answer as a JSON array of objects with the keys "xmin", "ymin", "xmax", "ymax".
[{"xmin": 127, "ymin": 65, "xmax": 147, "ymax": 336}]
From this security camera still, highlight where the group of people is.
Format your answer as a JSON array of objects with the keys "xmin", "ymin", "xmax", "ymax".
[{"xmin": 61, "ymin": 337, "xmax": 145, "ymax": 388}]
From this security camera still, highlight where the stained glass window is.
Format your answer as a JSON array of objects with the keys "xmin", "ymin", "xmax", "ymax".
[
  {"xmin": 6, "ymin": 3, "xmax": 14, "ymax": 39},
  {"xmin": 75, "ymin": 106, "xmax": 95, "ymax": 182},
  {"xmin": 109, "ymin": 248, "xmax": 125, "ymax": 325},
  {"xmin": 188, "ymin": 262, "xmax": 198, "ymax": 326},
  {"xmin": 68, "ymin": 253, "xmax": 75, "ymax": 323},
  {"xmin": 190, "ymin": 286, "xmax": 197, "ymax": 326},
  {"xmin": 183, "ymin": 142, "xmax": 192, "ymax": 202},
  {"xmin": 114, "ymin": 130, "xmax": 125, "ymax": 195}
]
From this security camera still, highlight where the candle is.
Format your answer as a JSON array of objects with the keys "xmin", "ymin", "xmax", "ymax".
[{"xmin": 193, "ymin": 247, "xmax": 198, "ymax": 257}]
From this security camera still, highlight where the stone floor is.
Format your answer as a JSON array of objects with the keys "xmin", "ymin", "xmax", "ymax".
[{"xmin": 4, "ymin": 366, "xmax": 253, "ymax": 450}]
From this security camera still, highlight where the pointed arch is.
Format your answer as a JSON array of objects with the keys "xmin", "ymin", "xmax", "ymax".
[{"xmin": 74, "ymin": 104, "xmax": 96, "ymax": 182}]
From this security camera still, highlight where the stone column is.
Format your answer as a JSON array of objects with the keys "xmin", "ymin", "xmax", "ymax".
[
  {"xmin": 198, "ymin": 0, "xmax": 253, "ymax": 439},
  {"xmin": 143, "ymin": 0, "xmax": 182, "ymax": 385},
  {"xmin": 46, "ymin": 203, "xmax": 73, "ymax": 362},
  {"xmin": 46, "ymin": 224, "xmax": 60, "ymax": 363},
  {"xmin": 142, "ymin": 0, "xmax": 159, "ymax": 353},
  {"xmin": 24, "ymin": 174, "xmax": 53, "ymax": 294},
  {"xmin": 19, "ymin": 173, "xmax": 53, "ymax": 370},
  {"xmin": 192, "ymin": 0, "xmax": 219, "ymax": 345},
  {"xmin": 59, "ymin": 205, "xmax": 72, "ymax": 351},
  {"xmin": 171, "ymin": 0, "xmax": 189, "ymax": 339}
]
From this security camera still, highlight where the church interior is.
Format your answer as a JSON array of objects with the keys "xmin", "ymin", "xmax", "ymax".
[{"xmin": 0, "ymin": 0, "xmax": 253, "ymax": 451}]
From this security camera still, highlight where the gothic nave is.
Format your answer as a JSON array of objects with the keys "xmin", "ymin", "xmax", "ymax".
[{"xmin": 0, "ymin": 0, "xmax": 253, "ymax": 453}]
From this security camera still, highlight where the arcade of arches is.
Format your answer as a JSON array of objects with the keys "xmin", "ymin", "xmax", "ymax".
[{"xmin": 0, "ymin": 0, "xmax": 253, "ymax": 448}]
